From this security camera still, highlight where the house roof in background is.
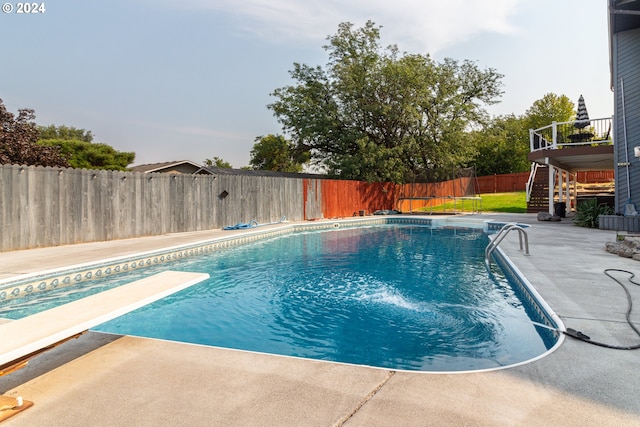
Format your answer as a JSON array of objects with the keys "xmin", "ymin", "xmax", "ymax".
[
  {"xmin": 130, "ymin": 160, "xmax": 210, "ymax": 174},
  {"xmin": 129, "ymin": 162, "xmax": 334, "ymax": 179},
  {"xmin": 197, "ymin": 166, "xmax": 335, "ymax": 180}
]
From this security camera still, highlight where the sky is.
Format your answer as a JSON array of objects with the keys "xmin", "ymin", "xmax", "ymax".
[{"xmin": 1, "ymin": 0, "xmax": 613, "ymax": 168}]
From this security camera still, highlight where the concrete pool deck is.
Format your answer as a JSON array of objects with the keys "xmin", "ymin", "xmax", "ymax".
[{"xmin": 1, "ymin": 213, "xmax": 640, "ymax": 426}]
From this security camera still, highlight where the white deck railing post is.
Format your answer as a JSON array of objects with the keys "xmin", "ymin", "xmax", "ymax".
[
  {"xmin": 548, "ymin": 165, "xmax": 555, "ymax": 214},
  {"xmin": 526, "ymin": 163, "xmax": 538, "ymax": 202},
  {"xmin": 565, "ymin": 171, "xmax": 570, "ymax": 213},
  {"xmin": 529, "ymin": 129, "xmax": 534, "ymax": 152}
]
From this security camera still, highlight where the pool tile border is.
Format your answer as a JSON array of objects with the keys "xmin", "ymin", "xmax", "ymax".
[
  {"xmin": 0, "ymin": 228, "xmax": 287, "ymax": 303},
  {"xmin": 492, "ymin": 247, "xmax": 561, "ymax": 341},
  {"xmin": 0, "ymin": 217, "xmax": 513, "ymax": 305}
]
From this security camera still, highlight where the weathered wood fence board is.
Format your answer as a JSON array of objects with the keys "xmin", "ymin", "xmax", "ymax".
[{"xmin": 0, "ymin": 164, "xmax": 615, "ymax": 252}]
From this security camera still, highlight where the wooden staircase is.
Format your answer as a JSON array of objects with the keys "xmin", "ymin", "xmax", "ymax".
[{"xmin": 527, "ymin": 165, "xmax": 550, "ymax": 213}]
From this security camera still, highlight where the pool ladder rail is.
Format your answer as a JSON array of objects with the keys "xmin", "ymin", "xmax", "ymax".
[{"xmin": 485, "ymin": 223, "xmax": 529, "ymax": 268}]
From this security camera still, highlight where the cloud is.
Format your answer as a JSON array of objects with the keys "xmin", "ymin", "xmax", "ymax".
[
  {"xmin": 378, "ymin": 0, "xmax": 520, "ymax": 52},
  {"xmin": 159, "ymin": 0, "xmax": 520, "ymax": 53}
]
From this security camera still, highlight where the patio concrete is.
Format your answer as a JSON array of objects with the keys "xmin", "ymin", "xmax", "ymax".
[{"xmin": 1, "ymin": 214, "xmax": 640, "ymax": 426}]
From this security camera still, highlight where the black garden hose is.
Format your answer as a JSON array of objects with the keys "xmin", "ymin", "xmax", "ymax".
[{"xmin": 562, "ymin": 268, "xmax": 640, "ymax": 350}]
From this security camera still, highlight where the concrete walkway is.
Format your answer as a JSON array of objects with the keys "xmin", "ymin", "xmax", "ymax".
[{"xmin": 1, "ymin": 214, "xmax": 640, "ymax": 426}]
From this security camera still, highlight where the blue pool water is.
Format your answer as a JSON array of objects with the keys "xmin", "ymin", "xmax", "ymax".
[{"xmin": 1, "ymin": 225, "xmax": 556, "ymax": 371}]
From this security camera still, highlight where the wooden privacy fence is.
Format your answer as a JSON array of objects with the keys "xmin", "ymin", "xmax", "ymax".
[
  {"xmin": 0, "ymin": 164, "xmax": 616, "ymax": 251},
  {"xmin": 395, "ymin": 178, "xmax": 475, "ymax": 212},
  {"xmin": 0, "ymin": 165, "xmax": 302, "ymax": 251},
  {"xmin": 475, "ymin": 172, "xmax": 529, "ymax": 194},
  {"xmin": 304, "ymin": 180, "xmax": 397, "ymax": 219},
  {"xmin": 577, "ymin": 170, "xmax": 614, "ymax": 183},
  {"xmin": 474, "ymin": 170, "xmax": 614, "ymax": 194}
]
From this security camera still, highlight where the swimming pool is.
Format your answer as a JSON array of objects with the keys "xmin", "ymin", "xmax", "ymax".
[{"xmin": 0, "ymin": 218, "xmax": 561, "ymax": 372}]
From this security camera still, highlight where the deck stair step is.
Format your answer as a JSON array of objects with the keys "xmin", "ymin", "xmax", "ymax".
[{"xmin": 527, "ymin": 165, "xmax": 550, "ymax": 213}]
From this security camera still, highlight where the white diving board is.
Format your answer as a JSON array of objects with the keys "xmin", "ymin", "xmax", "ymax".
[{"xmin": 0, "ymin": 270, "xmax": 209, "ymax": 372}]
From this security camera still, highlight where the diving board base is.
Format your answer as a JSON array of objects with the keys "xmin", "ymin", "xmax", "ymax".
[
  {"xmin": 0, "ymin": 332, "xmax": 85, "ymax": 377},
  {"xmin": 0, "ymin": 396, "xmax": 34, "ymax": 423}
]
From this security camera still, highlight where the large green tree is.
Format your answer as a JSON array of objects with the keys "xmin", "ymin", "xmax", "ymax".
[
  {"xmin": 269, "ymin": 21, "xmax": 503, "ymax": 183},
  {"xmin": 524, "ymin": 93, "xmax": 575, "ymax": 131},
  {"xmin": 249, "ymin": 134, "xmax": 309, "ymax": 172},
  {"xmin": 467, "ymin": 93, "xmax": 576, "ymax": 175},
  {"xmin": 468, "ymin": 114, "xmax": 531, "ymax": 175},
  {"xmin": 38, "ymin": 125, "xmax": 135, "ymax": 171},
  {"xmin": 38, "ymin": 138, "xmax": 135, "ymax": 170},
  {"xmin": 0, "ymin": 99, "xmax": 69, "ymax": 167}
]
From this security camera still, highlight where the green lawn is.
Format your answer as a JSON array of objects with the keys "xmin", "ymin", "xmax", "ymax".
[
  {"xmin": 419, "ymin": 192, "xmax": 527, "ymax": 213},
  {"xmin": 478, "ymin": 192, "xmax": 527, "ymax": 213}
]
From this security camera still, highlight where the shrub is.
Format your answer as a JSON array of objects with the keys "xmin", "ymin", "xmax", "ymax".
[{"xmin": 574, "ymin": 198, "xmax": 613, "ymax": 228}]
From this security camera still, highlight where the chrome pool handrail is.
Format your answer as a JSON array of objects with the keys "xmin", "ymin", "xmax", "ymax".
[{"xmin": 485, "ymin": 223, "xmax": 529, "ymax": 268}]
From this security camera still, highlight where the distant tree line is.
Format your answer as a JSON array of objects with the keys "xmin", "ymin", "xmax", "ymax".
[
  {"xmin": 0, "ymin": 100, "xmax": 69, "ymax": 167},
  {"xmin": 38, "ymin": 126, "xmax": 135, "ymax": 171},
  {"xmin": 0, "ymin": 98, "xmax": 135, "ymax": 170}
]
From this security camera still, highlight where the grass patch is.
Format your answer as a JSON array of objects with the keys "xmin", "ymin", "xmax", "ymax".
[
  {"xmin": 419, "ymin": 192, "xmax": 527, "ymax": 213},
  {"xmin": 480, "ymin": 192, "xmax": 527, "ymax": 213}
]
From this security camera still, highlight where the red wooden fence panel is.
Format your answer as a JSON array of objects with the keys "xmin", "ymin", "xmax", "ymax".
[
  {"xmin": 319, "ymin": 180, "xmax": 397, "ymax": 218},
  {"xmin": 314, "ymin": 178, "xmax": 476, "ymax": 218},
  {"xmin": 474, "ymin": 170, "xmax": 614, "ymax": 194},
  {"xmin": 577, "ymin": 171, "xmax": 614, "ymax": 183},
  {"xmin": 310, "ymin": 170, "xmax": 614, "ymax": 219},
  {"xmin": 395, "ymin": 179, "xmax": 474, "ymax": 212},
  {"xmin": 474, "ymin": 172, "xmax": 530, "ymax": 194}
]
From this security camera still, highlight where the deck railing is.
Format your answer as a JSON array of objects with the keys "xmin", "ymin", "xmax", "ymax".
[
  {"xmin": 530, "ymin": 116, "xmax": 613, "ymax": 152},
  {"xmin": 525, "ymin": 163, "xmax": 539, "ymax": 202}
]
